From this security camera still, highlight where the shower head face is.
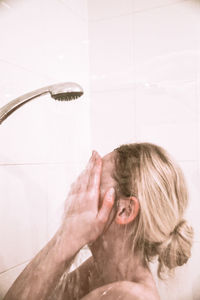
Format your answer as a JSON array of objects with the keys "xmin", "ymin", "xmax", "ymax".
[{"xmin": 49, "ymin": 82, "xmax": 84, "ymax": 101}]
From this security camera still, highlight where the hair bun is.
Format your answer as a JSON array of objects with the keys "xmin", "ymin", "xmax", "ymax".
[
  {"xmin": 173, "ymin": 219, "xmax": 187, "ymax": 236},
  {"xmin": 157, "ymin": 219, "xmax": 193, "ymax": 275}
]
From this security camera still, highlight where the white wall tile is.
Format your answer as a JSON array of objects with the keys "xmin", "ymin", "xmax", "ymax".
[
  {"xmin": 179, "ymin": 161, "xmax": 200, "ymax": 242},
  {"xmin": 0, "ymin": 0, "xmax": 90, "ymax": 281},
  {"xmin": 0, "ymin": 165, "xmax": 48, "ymax": 273},
  {"xmin": 133, "ymin": 1, "xmax": 200, "ymax": 79},
  {"xmin": 0, "ymin": 0, "xmax": 90, "ymax": 165},
  {"xmin": 58, "ymin": 0, "xmax": 88, "ymax": 21},
  {"xmin": 0, "ymin": 0, "xmax": 89, "ymax": 81},
  {"xmin": 137, "ymin": 122, "xmax": 198, "ymax": 161},
  {"xmin": 0, "ymin": 93, "xmax": 89, "ymax": 164},
  {"xmin": 0, "ymin": 61, "xmax": 52, "ymax": 108},
  {"xmin": 89, "ymin": 15, "xmax": 133, "ymax": 92},
  {"xmin": 135, "ymin": 82, "xmax": 197, "ymax": 126},
  {"xmin": 132, "ymin": 0, "xmax": 187, "ymax": 12},
  {"xmin": 88, "ymin": 0, "xmax": 132, "ymax": 20},
  {"xmin": 88, "ymin": 1, "xmax": 200, "ymax": 300},
  {"xmin": 46, "ymin": 163, "xmax": 83, "ymax": 239},
  {"xmin": 198, "ymin": 56, "xmax": 200, "ymax": 181},
  {"xmin": 0, "ymin": 261, "xmax": 29, "ymax": 300},
  {"xmin": 91, "ymin": 89, "xmax": 135, "ymax": 156}
]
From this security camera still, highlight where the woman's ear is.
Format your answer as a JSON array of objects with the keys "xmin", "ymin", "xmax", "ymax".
[{"xmin": 115, "ymin": 196, "xmax": 139, "ymax": 225}]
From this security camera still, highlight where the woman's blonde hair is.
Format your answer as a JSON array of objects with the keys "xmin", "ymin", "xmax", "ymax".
[{"xmin": 113, "ymin": 142, "xmax": 193, "ymax": 279}]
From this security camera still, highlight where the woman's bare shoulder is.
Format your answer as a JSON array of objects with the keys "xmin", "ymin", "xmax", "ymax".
[{"xmin": 81, "ymin": 280, "xmax": 160, "ymax": 300}]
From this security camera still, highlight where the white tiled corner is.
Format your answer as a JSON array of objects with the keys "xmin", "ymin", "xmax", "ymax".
[
  {"xmin": 88, "ymin": 0, "xmax": 132, "ymax": 21},
  {"xmin": 0, "ymin": 261, "xmax": 29, "ymax": 300},
  {"xmin": 91, "ymin": 89, "xmax": 135, "ymax": 156},
  {"xmin": 89, "ymin": 14, "xmax": 133, "ymax": 91},
  {"xmin": 0, "ymin": 165, "xmax": 48, "ymax": 273}
]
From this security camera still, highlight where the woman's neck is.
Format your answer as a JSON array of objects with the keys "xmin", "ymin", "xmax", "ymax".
[{"xmin": 89, "ymin": 236, "xmax": 154, "ymax": 289}]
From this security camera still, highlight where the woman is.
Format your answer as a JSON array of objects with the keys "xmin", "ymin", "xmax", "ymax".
[{"xmin": 4, "ymin": 143, "xmax": 193, "ymax": 300}]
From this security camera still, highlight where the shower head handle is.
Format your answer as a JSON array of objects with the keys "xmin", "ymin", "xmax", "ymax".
[{"xmin": 0, "ymin": 82, "xmax": 84, "ymax": 124}]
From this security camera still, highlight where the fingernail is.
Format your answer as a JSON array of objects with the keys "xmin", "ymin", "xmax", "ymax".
[
  {"xmin": 108, "ymin": 187, "xmax": 115, "ymax": 197},
  {"xmin": 89, "ymin": 151, "xmax": 95, "ymax": 161}
]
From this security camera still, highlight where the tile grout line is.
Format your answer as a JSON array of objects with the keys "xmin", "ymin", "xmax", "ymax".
[
  {"xmin": 89, "ymin": 0, "xmax": 189, "ymax": 22},
  {"xmin": 0, "ymin": 162, "xmax": 81, "ymax": 166},
  {"xmin": 90, "ymin": 79, "xmax": 197, "ymax": 94},
  {"xmin": 0, "ymin": 260, "xmax": 30, "ymax": 275},
  {"xmin": 0, "ymin": 159, "xmax": 198, "ymax": 167}
]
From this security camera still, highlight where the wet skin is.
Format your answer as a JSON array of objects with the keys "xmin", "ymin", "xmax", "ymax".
[
  {"xmin": 61, "ymin": 151, "xmax": 160, "ymax": 300},
  {"xmin": 4, "ymin": 151, "xmax": 160, "ymax": 300}
]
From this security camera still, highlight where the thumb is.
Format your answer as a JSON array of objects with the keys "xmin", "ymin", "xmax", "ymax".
[{"xmin": 97, "ymin": 188, "xmax": 115, "ymax": 223}]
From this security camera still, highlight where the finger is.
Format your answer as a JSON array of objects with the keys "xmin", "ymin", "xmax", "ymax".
[
  {"xmin": 69, "ymin": 152, "xmax": 95, "ymax": 195},
  {"xmin": 87, "ymin": 151, "xmax": 102, "ymax": 192},
  {"xmin": 76, "ymin": 151, "xmax": 97, "ymax": 192},
  {"xmin": 97, "ymin": 188, "xmax": 115, "ymax": 224}
]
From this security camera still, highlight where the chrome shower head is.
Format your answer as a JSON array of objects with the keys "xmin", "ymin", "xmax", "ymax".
[
  {"xmin": 49, "ymin": 82, "xmax": 83, "ymax": 101},
  {"xmin": 0, "ymin": 82, "xmax": 84, "ymax": 124}
]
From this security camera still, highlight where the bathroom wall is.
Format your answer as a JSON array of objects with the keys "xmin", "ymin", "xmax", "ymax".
[
  {"xmin": 0, "ymin": 0, "xmax": 90, "ymax": 298},
  {"xmin": 0, "ymin": 1, "xmax": 199, "ymax": 299},
  {"xmin": 88, "ymin": 0, "xmax": 200, "ymax": 299}
]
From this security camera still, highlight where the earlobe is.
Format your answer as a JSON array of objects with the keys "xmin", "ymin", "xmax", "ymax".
[{"xmin": 115, "ymin": 196, "xmax": 139, "ymax": 225}]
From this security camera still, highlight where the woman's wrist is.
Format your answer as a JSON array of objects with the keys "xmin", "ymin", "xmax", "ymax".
[{"xmin": 54, "ymin": 220, "xmax": 87, "ymax": 263}]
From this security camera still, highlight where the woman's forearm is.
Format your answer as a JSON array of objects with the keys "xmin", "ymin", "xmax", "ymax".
[
  {"xmin": 4, "ymin": 151, "xmax": 115, "ymax": 300},
  {"xmin": 4, "ymin": 222, "xmax": 85, "ymax": 300}
]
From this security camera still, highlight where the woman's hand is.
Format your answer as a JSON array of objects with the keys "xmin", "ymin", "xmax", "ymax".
[
  {"xmin": 4, "ymin": 151, "xmax": 115, "ymax": 300},
  {"xmin": 60, "ymin": 151, "xmax": 115, "ymax": 246}
]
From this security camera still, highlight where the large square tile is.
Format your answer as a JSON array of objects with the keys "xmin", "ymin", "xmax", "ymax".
[
  {"xmin": 59, "ymin": 0, "xmax": 88, "ymax": 21},
  {"xmin": 133, "ymin": 1, "xmax": 200, "ymax": 81},
  {"xmin": 91, "ymin": 89, "xmax": 136, "ymax": 156},
  {"xmin": 132, "ymin": 0, "xmax": 187, "ymax": 12},
  {"xmin": 89, "ymin": 15, "xmax": 133, "ymax": 91},
  {"xmin": 198, "ymin": 65, "xmax": 200, "ymax": 173},
  {"xmin": 135, "ymin": 82, "xmax": 197, "ymax": 126},
  {"xmin": 179, "ymin": 161, "xmax": 200, "ymax": 242},
  {"xmin": 0, "ymin": 0, "xmax": 89, "ymax": 77},
  {"xmin": 0, "ymin": 62, "xmax": 52, "ymax": 108},
  {"xmin": 0, "ymin": 0, "xmax": 90, "ymax": 165},
  {"xmin": 88, "ymin": 0, "xmax": 132, "ymax": 20},
  {"xmin": 136, "ymin": 122, "xmax": 198, "ymax": 161},
  {"xmin": 0, "ymin": 165, "xmax": 48, "ymax": 273},
  {"xmin": 46, "ymin": 162, "xmax": 84, "ymax": 239},
  {"xmin": 0, "ymin": 92, "xmax": 90, "ymax": 164}
]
